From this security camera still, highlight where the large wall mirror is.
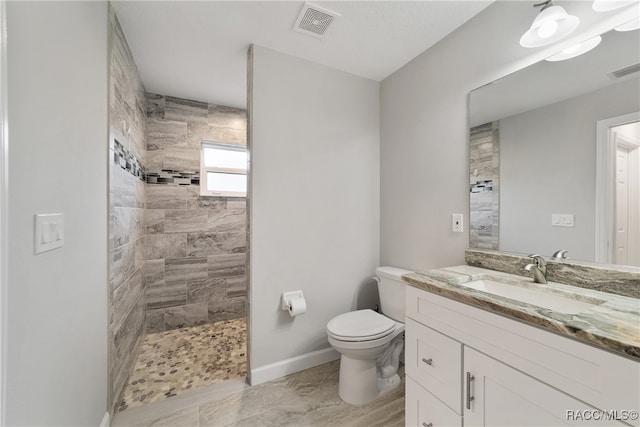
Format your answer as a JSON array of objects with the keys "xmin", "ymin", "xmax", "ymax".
[{"xmin": 469, "ymin": 27, "xmax": 640, "ymax": 268}]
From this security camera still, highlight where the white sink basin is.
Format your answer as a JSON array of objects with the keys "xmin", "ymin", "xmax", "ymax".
[{"xmin": 458, "ymin": 279, "xmax": 604, "ymax": 314}]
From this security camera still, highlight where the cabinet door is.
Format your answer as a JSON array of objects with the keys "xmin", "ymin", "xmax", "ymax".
[
  {"xmin": 406, "ymin": 376, "xmax": 462, "ymax": 427},
  {"xmin": 464, "ymin": 347, "xmax": 627, "ymax": 427}
]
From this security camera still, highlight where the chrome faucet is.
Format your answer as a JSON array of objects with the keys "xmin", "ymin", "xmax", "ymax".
[
  {"xmin": 524, "ymin": 254, "xmax": 547, "ymax": 284},
  {"xmin": 552, "ymin": 249, "xmax": 569, "ymax": 260}
]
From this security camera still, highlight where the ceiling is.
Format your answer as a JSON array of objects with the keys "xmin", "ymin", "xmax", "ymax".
[{"xmin": 111, "ymin": 1, "xmax": 493, "ymax": 109}]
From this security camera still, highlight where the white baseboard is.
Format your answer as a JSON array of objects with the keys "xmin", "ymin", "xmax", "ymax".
[
  {"xmin": 250, "ymin": 347, "xmax": 339, "ymax": 386},
  {"xmin": 99, "ymin": 411, "xmax": 110, "ymax": 427}
]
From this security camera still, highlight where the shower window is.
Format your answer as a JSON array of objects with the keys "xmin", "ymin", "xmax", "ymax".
[{"xmin": 200, "ymin": 141, "xmax": 247, "ymax": 197}]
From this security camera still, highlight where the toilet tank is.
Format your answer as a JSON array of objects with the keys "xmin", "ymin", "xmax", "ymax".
[{"xmin": 376, "ymin": 266, "xmax": 413, "ymax": 322}]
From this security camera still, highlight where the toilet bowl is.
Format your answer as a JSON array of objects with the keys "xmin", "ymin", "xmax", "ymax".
[{"xmin": 326, "ymin": 266, "xmax": 412, "ymax": 405}]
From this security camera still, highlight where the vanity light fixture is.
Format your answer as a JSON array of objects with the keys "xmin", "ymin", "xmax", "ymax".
[
  {"xmin": 520, "ymin": 0, "xmax": 580, "ymax": 48},
  {"xmin": 615, "ymin": 16, "xmax": 640, "ymax": 31},
  {"xmin": 545, "ymin": 35, "xmax": 602, "ymax": 61},
  {"xmin": 592, "ymin": 0, "xmax": 636, "ymax": 12}
]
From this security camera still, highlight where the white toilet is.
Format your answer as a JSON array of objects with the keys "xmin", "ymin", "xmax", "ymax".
[{"xmin": 327, "ymin": 266, "xmax": 412, "ymax": 405}]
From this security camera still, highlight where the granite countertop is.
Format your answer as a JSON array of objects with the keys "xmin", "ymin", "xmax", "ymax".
[{"xmin": 402, "ymin": 265, "xmax": 640, "ymax": 361}]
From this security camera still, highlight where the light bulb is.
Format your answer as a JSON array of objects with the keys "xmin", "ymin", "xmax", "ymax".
[
  {"xmin": 520, "ymin": 4, "xmax": 579, "ymax": 48},
  {"xmin": 538, "ymin": 20, "xmax": 559, "ymax": 38}
]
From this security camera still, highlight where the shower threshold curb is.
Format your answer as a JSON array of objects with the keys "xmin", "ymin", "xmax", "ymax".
[{"xmin": 112, "ymin": 377, "xmax": 250, "ymax": 426}]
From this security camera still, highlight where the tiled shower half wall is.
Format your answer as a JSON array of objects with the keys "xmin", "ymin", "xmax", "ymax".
[{"xmin": 108, "ymin": 5, "xmax": 248, "ymax": 416}]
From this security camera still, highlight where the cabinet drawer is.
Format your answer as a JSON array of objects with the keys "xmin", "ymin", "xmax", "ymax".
[
  {"xmin": 406, "ymin": 376, "xmax": 462, "ymax": 427},
  {"xmin": 406, "ymin": 318, "xmax": 462, "ymax": 414}
]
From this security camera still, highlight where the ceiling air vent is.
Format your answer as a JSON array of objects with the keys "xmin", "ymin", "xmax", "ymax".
[
  {"xmin": 608, "ymin": 63, "xmax": 640, "ymax": 79},
  {"xmin": 293, "ymin": 3, "xmax": 340, "ymax": 38}
]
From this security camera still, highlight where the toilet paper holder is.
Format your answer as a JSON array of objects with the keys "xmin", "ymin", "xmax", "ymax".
[{"xmin": 281, "ymin": 290, "xmax": 305, "ymax": 311}]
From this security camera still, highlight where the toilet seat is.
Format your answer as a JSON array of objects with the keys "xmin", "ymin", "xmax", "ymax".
[{"xmin": 327, "ymin": 309, "xmax": 396, "ymax": 342}]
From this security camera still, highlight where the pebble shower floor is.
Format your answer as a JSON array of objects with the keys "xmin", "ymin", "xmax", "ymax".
[{"xmin": 118, "ymin": 318, "xmax": 247, "ymax": 411}]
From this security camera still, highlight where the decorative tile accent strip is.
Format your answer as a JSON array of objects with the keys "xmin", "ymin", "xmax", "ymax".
[
  {"xmin": 470, "ymin": 180, "xmax": 493, "ymax": 193},
  {"xmin": 147, "ymin": 169, "xmax": 200, "ymax": 186},
  {"xmin": 112, "ymin": 139, "xmax": 201, "ymax": 186},
  {"xmin": 114, "ymin": 139, "xmax": 145, "ymax": 182}
]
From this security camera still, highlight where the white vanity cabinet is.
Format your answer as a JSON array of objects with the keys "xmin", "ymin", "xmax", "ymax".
[{"xmin": 405, "ymin": 286, "xmax": 640, "ymax": 427}]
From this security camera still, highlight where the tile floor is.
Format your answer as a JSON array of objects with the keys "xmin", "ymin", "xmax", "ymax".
[
  {"xmin": 118, "ymin": 318, "xmax": 247, "ymax": 411},
  {"xmin": 113, "ymin": 360, "xmax": 405, "ymax": 427}
]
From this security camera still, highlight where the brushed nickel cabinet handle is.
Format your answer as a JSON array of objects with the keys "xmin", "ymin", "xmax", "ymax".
[
  {"xmin": 422, "ymin": 357, "xmax": 433, "ymax": 366},
  {"xmin": 466, "ymin": 371, "xmax": 475, "ymax": 410},
  {"xmin": 422, "ymin": 423, "xmax": 433, "ymax": 427}
]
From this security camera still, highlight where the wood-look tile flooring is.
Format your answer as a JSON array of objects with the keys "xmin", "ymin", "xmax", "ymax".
[
  {"xmin": 113, "ymin": 360, "xmax": 405, "ymax": 427},
  {"xmin": 118, "ymin": 318, "xmax": 247, "ymax": 411}
]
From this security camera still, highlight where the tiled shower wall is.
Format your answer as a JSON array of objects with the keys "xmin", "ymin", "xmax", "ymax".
[
  {"xmin": 108, "ymin": 8, "xmax": 147, "ymax": 415},
  {"xmin": 108, "ymin": 6, "xmax": 247, "ymax": 410},
  {"xmin": 143, "ymin": 93, "xmax": 247, "ymax": 333},
  {"xmin": 469, "ymin": 122, "xmax": 500, "ymax": 249}
]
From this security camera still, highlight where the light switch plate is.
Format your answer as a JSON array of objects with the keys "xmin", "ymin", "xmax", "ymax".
[{"xmin": 35, "ymin": 213, "xmax": 64, "ymax": 254}]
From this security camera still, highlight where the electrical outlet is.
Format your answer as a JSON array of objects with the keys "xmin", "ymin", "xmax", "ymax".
[
  {"xmin": 551, "ymin": 213, "xmax": 574, "ymax": 227},
  {"xmin": 452, "ymin": 214, "xmax": 464, "ymax": 232}
]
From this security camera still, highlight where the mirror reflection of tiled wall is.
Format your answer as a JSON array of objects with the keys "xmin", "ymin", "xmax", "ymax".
[{"xmin": 469, "ymin": 121, "xmax": 499, "ymax": 250}]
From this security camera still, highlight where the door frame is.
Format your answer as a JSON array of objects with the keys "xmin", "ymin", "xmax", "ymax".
[
  {"xmin": 595, "ymin": 111, "xmax": 640, "ymax": 264},
  {"xmin": 0, "ymin": 0, "xmax": 8, "ymax": 423}
]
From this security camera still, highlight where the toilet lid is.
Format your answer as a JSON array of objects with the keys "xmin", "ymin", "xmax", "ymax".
[{"xmin": 327, "ymin": 309, "xmax": 396, "ymax": 341}]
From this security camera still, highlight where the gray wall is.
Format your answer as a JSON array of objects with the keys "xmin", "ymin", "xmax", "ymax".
[
  {"xmin": 108, "ymin": 7, "xmax": 147, "ymax": 415},
  {"xmin": 249, "ymin": 46, "xmax": 380, "ymax": 376},
  {"xmin": 144, "ymin": 93, "xmax": 247, "ymax": 333},
  {"xmin": 6, "ymin": 1, "xmax": 108, "ymax": 424},
  {"xmin": 379, "ymin": 1, "xmax": 632, "ymax": 271},
  {"xmin": 499, "ymin": 77, "xmax": 640, "ymax": 261}
]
